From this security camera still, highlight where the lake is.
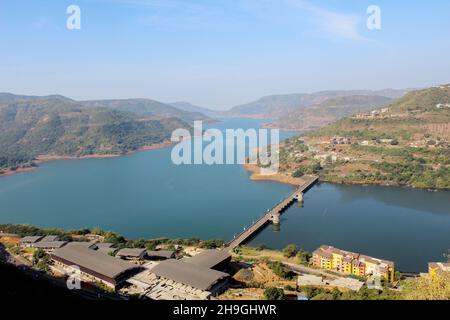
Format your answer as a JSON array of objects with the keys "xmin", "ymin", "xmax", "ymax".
[
  {"xmin": 248, "ymin": 183, "xmax": 450, "ymax": 272},
  {"xmin": 0, "ymin": 118, "xmax": 448, "ymax": 272}
]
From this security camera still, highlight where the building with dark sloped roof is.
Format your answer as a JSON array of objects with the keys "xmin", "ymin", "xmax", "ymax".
[
  {"xmin": 116, "ymin": 248, "xmax": 146, "ymax": 262},
  {"xmin": 64, "ymin": 241, "xmax": 98, "ymax": 250},
  {"xmin": 19, "ymin": 236, "xmax": 44, "ymax": 247},
  {"xmin": 51, "ymin": 245, "xmax": 140, "ymax": 289},
  {"xmin": 182, "ymin": 249, "xmax": 231, "ymax": 271},
  {"xmin": 41, "ymin": 235, "xmax": 60, "ymax": 242},
  {"xmin": 149, "ymin": 259, "xmax": 229, "ymax": 294},
  {"xmin": 33, "ymin": 241, "xmax": 67, "ymax": 252},
  {"xmin": 146, "ymin": 250, "xmax": 175, "ymax": 260}
]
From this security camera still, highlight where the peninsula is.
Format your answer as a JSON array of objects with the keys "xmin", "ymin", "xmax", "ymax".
[{"xmin": 245, "ymin": 85, "xmax": 450, "ymax": 190}]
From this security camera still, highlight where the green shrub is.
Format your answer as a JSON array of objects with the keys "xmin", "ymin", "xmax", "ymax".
[
  {"xmin": 264, "ymin": 287, "xmax": 285, "ymax": 300},
  {"xmin": 282, "ymin": 244, "xmax": 298, "ymax": 258}
]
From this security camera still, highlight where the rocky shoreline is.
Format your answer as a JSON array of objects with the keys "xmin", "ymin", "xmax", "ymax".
[
  {"xmin": 242, "ymin": 163, "xmax": 304, "ymax": 186},
  {"xmin": 0, "ymin": 140, "xmax": 175, "ymax": 178}
]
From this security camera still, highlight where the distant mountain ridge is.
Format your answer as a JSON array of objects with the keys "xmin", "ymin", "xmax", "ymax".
[
  {"xmin": 0, "ymin": 93, "xmax": 200, "ymax": 170},
  {"xmin": 270, "ymin": 95, "xmax": 394, "ymax": 130},
  {"xmin": 0, "ymin": 92, "xmax": 74, "ymax": 103},
  {"xmin": 169, "ymin": 101, "xmax": 217, "ymax": 117},
  {"xmin": 82, "ymin": 99, "xmax": 213, "ymax": 123},
  {"xmin": 227, "ymin": 89, "xmax": 410, "ymax": 119},
  {"xmin": 0, "ymin": 93, "xmax": 212, "ymax": 123}
]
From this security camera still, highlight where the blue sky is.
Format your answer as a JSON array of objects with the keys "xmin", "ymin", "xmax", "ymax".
[{"xmin": 1, "ymin": 0, "xmax": 450, "ymax": 109}]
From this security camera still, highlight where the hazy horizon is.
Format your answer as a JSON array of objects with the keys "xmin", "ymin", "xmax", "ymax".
[
  {"xmin": 0, "ymin": 85, "xmax": 422, "ymax": 111},
  {"xmin": 1, "ymin": 0, "xmax": 450, "ymax": 109}
]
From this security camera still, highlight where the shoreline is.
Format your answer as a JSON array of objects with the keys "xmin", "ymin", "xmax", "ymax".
[
  {"xmin": 261, "ymin": 123, "xmax": 307, "ymax": 132},
  {"xmin": 242, "ymin": 163, "xmax": 447, "ymax": 192},
  {"xmin": 242, "ymin": 163, "xmax": 304, "ymax": 186},
  {"xmin": 0, "ymin": 140, "xmax": 175, "ymax": 178}
]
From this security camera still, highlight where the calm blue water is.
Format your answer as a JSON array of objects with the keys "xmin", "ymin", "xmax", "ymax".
[
  {"xmin": 0, "ymin": 118, "xmax": 448, "ymax": 272},
  {"xmin": 0, "ymin": 119, "xmax": 295, "ymax": 240},
  {"xmin": 248, "ymin": 183, "xmax": 450, "ymax": 272}
]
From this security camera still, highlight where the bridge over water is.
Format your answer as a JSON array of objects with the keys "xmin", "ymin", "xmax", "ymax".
[{"xmin": 225, "ymin": 175, "xmax": 319, "ymax": 251}]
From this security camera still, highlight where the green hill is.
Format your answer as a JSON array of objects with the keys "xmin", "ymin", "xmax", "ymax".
[
  {"xmin": 0, "ymin": 92, "xmax": 74, "ymax": 103},
  {"xmin": 81, "ymin": 98, "xmax": 213, "ymax": 123},
  {"xmin": 0, "ymin": 97, "xmax": 191, "ymax": 170},
  {"xmin": 226, "ymin": 89, "xmax": 407, "ymax": 119},
  {"xmin": 278, "ymin": 86, "xmax": 450, "ymax": 189},
  {"xmin": 170, "ymin": 101, "xmax": 217, "ymax": 117},
  {"xmin": 271, "ymin": 95, "xmax": 392, "ymax": 130},
  {"xmin": 311, "ymin": 85, "xmax": 450, "ymax": 139}
]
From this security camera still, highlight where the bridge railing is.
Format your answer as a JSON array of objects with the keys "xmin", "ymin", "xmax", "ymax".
[
  {"xmin": 225, "ymin": 190, "xmax": 300, "ymax": 247},
  {"xmin": 225, "ymin": 176, "xmax": 319, "ymax": 248}
]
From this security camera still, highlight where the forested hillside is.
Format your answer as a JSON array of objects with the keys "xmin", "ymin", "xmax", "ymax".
[
  {"xmin": 0, "ymin": 95, "xmax": 192, "ymax": 171},
  {"xmin": 270, "ymin": 95, "xmax": 392, "ymax": 130},
  {"xmin": 276, "ymin": 85, "xmax": 450, "ymax": 189}
]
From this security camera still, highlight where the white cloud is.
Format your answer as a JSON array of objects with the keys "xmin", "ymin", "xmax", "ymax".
[
  {"xmin": 237, "ymin": 0, "xmax": 368, "ymax": 41},
  {"xmin": 285, "ymin": 0, "xmax": 366, "ymax": 40},
  {"xmin": 101, "ymin": 0, "xmax": 367, "ymax": 40}
]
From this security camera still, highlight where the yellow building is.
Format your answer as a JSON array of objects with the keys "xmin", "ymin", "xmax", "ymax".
[
  {"xmin": 318, "ymin": 250, "xmax": 333, "ymax": 269},
  {"xmin": 341, "ymin": 256, "xmax": 353, "ymax": 274},
  {"xmin": 312, "ymin": 245, "xmax": 395, "ymax": 282}
]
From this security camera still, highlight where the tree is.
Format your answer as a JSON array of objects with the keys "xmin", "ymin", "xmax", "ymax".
[
  {"xmin": 309, "ymin": 161, "xmax": 322, "ymax": 174},
  {"xmin": 35, "ymin": 255, "xmax": 50, "ymax": 272},
  {"xmin": 199, "ymin": 239, "xmax": 224, "ymax": 249},
  {"xmin": 292, "ymin": 168, "xmax": 304, "ymax": 178},
  {"xmin": 145, "ymin": 240, "xmax": 159, "ymax": 251},
  {"xmin": 268, "ymin": 261, "xmax": 295, "ymax": 279},
  {"xmin": 296, "ymin": 250, "xmax": 312, "ymax": 265},
  {"xmin": 283, "ymin": 244, "xmax": 298, "ymax": 258},
  {"xmin": 264, "ymin": 287, "xmax": 285, "ymax": 300},
  {"xmin": 32, "ymin": 248, "xmax": 46, "ymax": 265}
]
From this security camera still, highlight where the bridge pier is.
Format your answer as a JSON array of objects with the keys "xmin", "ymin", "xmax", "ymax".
[
  {"xmin": 269, "ymin": 213, "xmax": 280, "ymax": 224},
  {"xmin": 225, "ymin": 176, "xmax": 318, "ymax": 250},
  {"xmin": 295, "ymin": 192, "xmax": 304, "ymax": 202}
]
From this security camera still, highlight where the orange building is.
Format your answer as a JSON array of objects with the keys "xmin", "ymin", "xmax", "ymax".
[{"xmin": 312, "ymin": 245, "xmax": 395, "ymax": 282}]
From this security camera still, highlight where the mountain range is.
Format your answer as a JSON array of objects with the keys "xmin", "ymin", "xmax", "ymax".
[
  {"xmin": 226, "ymin": 89, "xmax": 410, "ymax": 129},
  {"xmin": 278, "ymin": 85, "xmax": 450, "ymax": 189},
  {"xmin": 0, "ymin": 87, "xmax": 422, "ymax": 172},
  {"xmin": 269, "ymin": 95, "xmax": 394, "ymax": 130},
  {"xmin": 0, "ymin": 94, "xmax": 208, "ymax": 170},
  {"xmin": 169, "ymin": 101, "xmax": 217, "ymax": 117}
]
